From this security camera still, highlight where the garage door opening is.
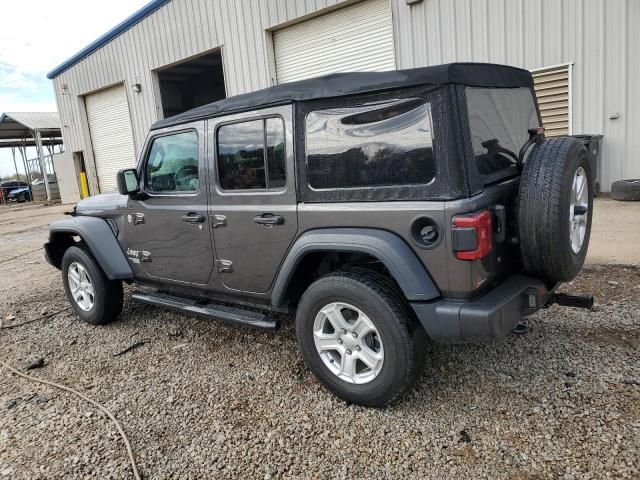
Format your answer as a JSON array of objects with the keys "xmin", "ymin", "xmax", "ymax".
[{"xmin": 157, "ymin": 50, "xmax": 226, "ymax": 118}]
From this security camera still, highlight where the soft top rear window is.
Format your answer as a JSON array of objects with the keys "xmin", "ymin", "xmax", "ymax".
[
  {"xmin": 466, "ymin": 87, "xmax": 539, "ymax": 184},
  {"xmin": 305, "ymin": 98, "xmax": 435, "ymax": 190}
]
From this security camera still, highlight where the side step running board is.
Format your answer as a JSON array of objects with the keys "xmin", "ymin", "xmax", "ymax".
[{"xmin": 131, "ymin": 291, "xmax": 280, "ymax": 331}]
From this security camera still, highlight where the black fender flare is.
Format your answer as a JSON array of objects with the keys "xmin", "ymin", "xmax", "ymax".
[
  {"xmin": 271, "ymin": 228, "xmax": 440, "ymax": 306},
  {"xmin": 46, "ymin": 216, "xmax": 134, "ymax": 280}
]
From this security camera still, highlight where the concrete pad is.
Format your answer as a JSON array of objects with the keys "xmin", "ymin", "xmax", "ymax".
[{"xmin": 587, "ymin": 196, "xmax": 640, "ymax": 266}]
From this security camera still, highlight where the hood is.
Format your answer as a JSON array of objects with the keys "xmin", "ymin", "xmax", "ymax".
[{"xmin": 75, "ymin": 192, "xmax": 129, "ymax": 216}]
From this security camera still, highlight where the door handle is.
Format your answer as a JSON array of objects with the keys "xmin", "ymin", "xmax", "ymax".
[
  {"xmin": 181, "ymin": 213, "xmax": 206, "ymax": 224},
  {"xmin": 253, "ymin": 213, "xmax": 284, "ymax": 226}
]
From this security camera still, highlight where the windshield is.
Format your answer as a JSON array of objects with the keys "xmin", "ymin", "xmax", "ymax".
[{"xmin": 466, "ymin": 87, "xmax": 540, "ymax": 184}]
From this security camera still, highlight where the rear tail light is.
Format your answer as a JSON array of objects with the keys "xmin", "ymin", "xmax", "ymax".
[{"xmin": 452, "ymin": 211, "xmax": 493, "ymax": 260}]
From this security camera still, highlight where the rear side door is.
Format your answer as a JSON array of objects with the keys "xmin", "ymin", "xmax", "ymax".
[
  {"xmin": 126, "ymin": 121, "xmax": 215, "ymax": 285},
  {"xmin": 209, "ymin": 105, "xmax": 297, "ymax": 294}
]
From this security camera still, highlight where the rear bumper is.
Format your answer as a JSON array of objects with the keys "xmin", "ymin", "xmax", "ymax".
[{"xmin": 411, "ymin": 274, "xmax": 548, "ymax": 343}]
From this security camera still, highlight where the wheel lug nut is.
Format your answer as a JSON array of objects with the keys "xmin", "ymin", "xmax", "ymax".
[
  {"xmin": 337, "ymin": 339, "xmax": 343, "ymax": 345},
  {"xmin": 346, "ymin": 349, "xmax": 352, "ymax": 355},
  {"xmin": 352, "ymin": 332, "xmax": 358, "ymax": 338},
  {"xmin": 355, "ymin": 345, "xmax": 361, "ymax": 351},
  {"xmin": 341, "ymin": 329, "xmax": 347, "ymax": 334}
]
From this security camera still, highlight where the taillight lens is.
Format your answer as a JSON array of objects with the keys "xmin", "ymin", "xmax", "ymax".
[{"xmin": 452, "ymin": 210, "xmax": 493, "ymax": 260}]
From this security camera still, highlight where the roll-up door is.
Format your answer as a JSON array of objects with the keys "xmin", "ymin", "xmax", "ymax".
[
  {"xmin": 273, "ymin": 0, "xmax": 395, "ymax": 84},
  {"xmin": 85, "ymin": 84, "xmax": 136, "ymax": 192},
  {"xmin": 532, "ymin": 64, "xmax": 571, "ymax": 137}
]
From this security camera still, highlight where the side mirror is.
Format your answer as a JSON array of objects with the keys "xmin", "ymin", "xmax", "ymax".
[{"xmin": 117, "ymin": 168, "xmax": 140, "ymax": 196}]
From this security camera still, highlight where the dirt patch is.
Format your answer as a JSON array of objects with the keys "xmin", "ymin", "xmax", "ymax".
[
  {"xmin": 584, "ymin": 328, "xmax": 640, "ymax": 348},
  {"xmin": 563, "ymin": 264, "xmax": 640, "ymax": 304},
  {"xmin": 1, "ymin": 200, "xmax": 638, "ymax": 479},
  {"xmin": 586, "ymin": 196, "xmax": 640, "ymax": 266}
]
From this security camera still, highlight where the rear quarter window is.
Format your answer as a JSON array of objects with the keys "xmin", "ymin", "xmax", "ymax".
[
  {"xmin": 466, "ymin": 87, "xmax": 540, "ymax": 183},
  {"xmin": 305, "ymin": 98, "xmax": 435, "ymax": 190}
]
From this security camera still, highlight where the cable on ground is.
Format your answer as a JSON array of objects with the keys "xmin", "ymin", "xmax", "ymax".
[
  {"xmin": 1, "ymin": 307, "xmax": 71, "ymax": 329},
  {"xmin": 1, "ymin": 311, "xmax": 141, "ymax": 479}
]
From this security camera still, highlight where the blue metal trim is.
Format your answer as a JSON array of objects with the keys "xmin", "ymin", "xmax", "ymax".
[{"xmin": 46, "ymin": 0, "xmax": 171, "ymax": 79}]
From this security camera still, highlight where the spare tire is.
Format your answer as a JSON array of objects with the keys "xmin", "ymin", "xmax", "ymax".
[
  {"xmin": 611, "ymin": 179, "xmax": 640, "ymax": 201},
  {"xmin": 518, "ymin": 137, "xmax": 593, "ymax": 283}
]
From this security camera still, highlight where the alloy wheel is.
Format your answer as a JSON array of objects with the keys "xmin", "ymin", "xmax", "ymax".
[
  {"xmin": 569, "ymin": 166, "xmax": 589, "ymax": 254},
  {"xmin": 312, "ymin": 302, "xmax": 384, "ymax": 384},
  {"xmin": 67, "ymin": 262, "xmax": 95, "ymax": 311}
]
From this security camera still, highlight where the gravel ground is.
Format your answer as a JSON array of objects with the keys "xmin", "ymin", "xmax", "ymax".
[{"xmin": 0, "ymin": 204, "xmax": 638, "ymax": 479}]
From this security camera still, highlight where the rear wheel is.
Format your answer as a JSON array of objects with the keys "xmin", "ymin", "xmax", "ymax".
[
  {"xmin": 295, "ymin": 270, "xmax": 426, "ymax": 407},
  {"xmin": 61, "ymin": 246, "xmax": 123, "ymax": 325}
]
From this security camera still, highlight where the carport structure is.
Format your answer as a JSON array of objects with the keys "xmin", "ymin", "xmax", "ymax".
[{"xmin": 0, "ymin": 112, "xmax": 64, "ymax": 202}]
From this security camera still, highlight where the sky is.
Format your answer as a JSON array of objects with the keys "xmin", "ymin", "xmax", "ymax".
[{"xmin": 0, "ymin": 0, "xmax": 149, "ymax": 178}]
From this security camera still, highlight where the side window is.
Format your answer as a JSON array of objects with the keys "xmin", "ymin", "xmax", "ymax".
[
  {"xmin": 217, "ymin": 117, "xmax": 286, "ymax": 191},
  {"xmin": 305, "ymin": 98, "xmax": 435, "ymax": 189},
  {"xmin": 145, "ymin": 131, "xmax": 199, "ymax": 192}
]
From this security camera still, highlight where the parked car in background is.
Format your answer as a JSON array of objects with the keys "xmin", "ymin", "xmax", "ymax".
[
  {"xmin": 0, "ymin": 181, "xmax": 29, "ymax": 201},
  {"xmin": 7, "ymin": 186, "xmax": 32, "ymax": 202}
]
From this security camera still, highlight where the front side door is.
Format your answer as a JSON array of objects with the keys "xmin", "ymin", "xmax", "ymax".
[
  {"xmin": 209, "ymin": 105, "xmax": 298, "ymax": 294},
  {"xmin": 127, "ymin": 122, "xmax": 214, "ymax": 285}
]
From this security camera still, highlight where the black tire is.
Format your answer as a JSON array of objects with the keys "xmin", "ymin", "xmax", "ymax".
[
  {"xmin": 295, "ymin": 270, "xmax": 426, "ymax": 407},
  {"xmin": 519, "ymin": 137, "xmax": 593, "ymax": 283},
  {"xmin": 61, "ymin": 245, "xmax": 123, "ymax": 325},
  {"xmin": 17, "ymin": 193, "xmax": 25, "ymax": 203},
  {"xmin": 611, "ymin": 179, "xmax": 640, "ymax": 201}
]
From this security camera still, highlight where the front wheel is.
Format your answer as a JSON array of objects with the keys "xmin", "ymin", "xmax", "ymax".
[
  {"xmin": 295, "ymin": 270, "xmax": 426, "ymax": 407},
  {"xmin": 61, "ymin": 245, "xmax": 123, "ymax": 325}
]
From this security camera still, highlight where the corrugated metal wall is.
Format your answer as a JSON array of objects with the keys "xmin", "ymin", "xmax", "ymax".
[
  {"xmin": 52, "ymin": 0, "xmax": 639, "ymax": 192},
  {"xmin": 52, "ymin": 0, "xmax": 345, "ymax": 157},
  {"xmin": 391, "ymin": 0, "xmax": 638, "ymax": 191}
]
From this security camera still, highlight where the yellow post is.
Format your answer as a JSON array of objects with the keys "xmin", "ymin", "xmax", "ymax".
[{"xmin": 79, "ymin": 172, "xmax": 90, "ymax": 199}]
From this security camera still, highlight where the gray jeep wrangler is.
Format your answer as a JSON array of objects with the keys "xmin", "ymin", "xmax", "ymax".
[{"xmin": 46, "ymin": 63, "xmax": 594, "ymax": 407}]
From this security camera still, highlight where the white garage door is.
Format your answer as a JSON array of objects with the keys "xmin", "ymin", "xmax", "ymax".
[
  {"xmin": 273, "ymin": 0, "xmax": 395, "ymax": 84},
  {"xmin": 85, "ymin": 84, "xmax": 136, "ymax": 193}
]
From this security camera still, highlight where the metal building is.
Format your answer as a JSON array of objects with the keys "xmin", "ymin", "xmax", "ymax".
[{"xmin": 48, "ymin": 0, "xmax": 639, "ymax": 194}]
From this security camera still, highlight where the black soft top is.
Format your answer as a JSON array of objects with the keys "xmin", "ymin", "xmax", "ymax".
[{"xmin": 151, "ymin": 62, "xmax": 533, "ymax": 130}]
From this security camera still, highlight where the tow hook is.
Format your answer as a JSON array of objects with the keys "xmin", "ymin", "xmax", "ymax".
[{"xmin": 548, "ymin": 292, "xmax": 594, "ymax": 310}]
